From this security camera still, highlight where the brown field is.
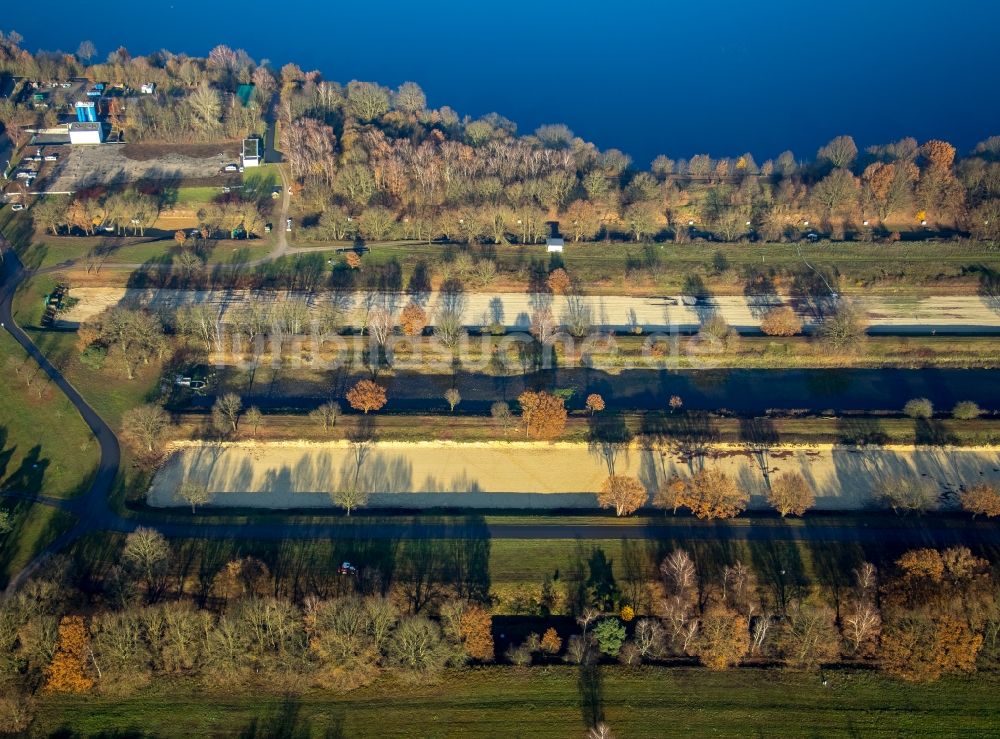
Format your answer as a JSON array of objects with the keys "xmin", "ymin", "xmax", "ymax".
[{"xmin": 146, "ymin": 440, "xmax": 1000, "ymax": 511}]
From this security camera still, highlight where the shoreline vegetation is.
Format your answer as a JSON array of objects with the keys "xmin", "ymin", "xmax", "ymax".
[{"xmin": 3, "ymin": 30, "xmax": 1000, "ymax": 736}]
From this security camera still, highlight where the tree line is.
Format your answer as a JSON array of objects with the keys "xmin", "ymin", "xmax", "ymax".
[
  {"xmin": 2, "ymin": 528, "xmax": 999, "ymax": 730},
  {"xmin": 2, "ymin": 32, "xmax": 999, "ymax": 243}
]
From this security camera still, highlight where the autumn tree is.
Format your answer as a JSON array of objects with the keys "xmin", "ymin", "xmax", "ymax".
[
  {"xmin": 862, "ymin": 161, "xmax": 917, "ymax": 223},
  {"xmin": 696, "ymin": 606, "xmax": 749, "ymax": 670},
  {"xmin": 877, "ymin": 476, "xmax": 938, "ymax": 513},
  {"xmin": 491, "ymin": 401, "xmax": 514, "ymax": 434},
  {"xmin": 458, "ymin": 604, "xmax": 494, "ymax": 662},
  {"xmin": 97, "ymin": 308, "xmax": 166, "ymax": 380},
  {"xmin": 122, "ymin": 527, "xmax": 171, "ymax": 599},
  {"xmin": 281, "ymin": 117, "xmax": 337, "ymax": 185},
  {"xmin": 540, "ymin": 628, "xmax": 563, "ymax": 654},
  {"xmin": 547, "ymin": 268, "xmax": 571, "ymax": 295},
  {"xmin": 880, "ymin": 613, "xmax": 982, "ymax": 682},
  {"xmin": 517, "ymin": 390, "xmax": 567, "ymax": 440},
  {"xmin": 760, "ymin": 306, "xmax": 802, "ymax": 336},
  {"xmin": 388, "ymin": 615, "xmax": 451, "ymax": 678},
  {"xmin": 697, "ymin": 314, "xmax": 738, "ymax": 350},
  {"xmin": 817, "ymin": 135, "xmax": 858, "ymax": 169},
  {"xmin": 212, "ymin": 393, "xmax": 243, "ymax": 435},
  {"xmin": 903, "ymin": 397, "xmax": 933, "ymax": 419},
  {"xmin": 244, "ymin": 406, "xmax": 263, "ymax": 438},
  {"xmin": 960, "ymin": 483, "xmax": 1000, "ymax": 518},
  {"xmin": 393, "ymin": 81, "xmax": 427, "ymax": 115},
  {"xmin": 952, "ymin": 401, "xmax": 982, "ymax": 420},
  {"xmin": 44, "ymin": 616, "xmax": 94, "ymax": 693},
  {"xmin": 671, "ymin": 469, "xmax": 749, "ymax": 519},
  {"xmin": 400, "ymin": 303, "xmax": 427, "ymax": 336},
  {"xmin": 811, "ymin": 168, "xmax": 860, "ymax": 217},
  {"xmin": 346, "ymin": 380, "xmax": 387, "ymax": 414},
  {"xmin": 177, "ymin": 481, "xmax": 211, "ymax": 514},
  {"xmin": 778, "ymin": 602, "xmax": 840, "ymax": 669},
  {"xmin": 767, "ymin": 472, "xmax": 815, "ymax": 517},
  {"xmin": 597, "ymin": 475, "xmax": 647, "ymax": 517},
  {"xmin": 346, "ymin": 80, "xmax": 390, "ymax": 121},
  {"xmin": 529, "ymin": 307, "xmax": 559, "ymax": 345},
  {"xmin": 309, "ymin": 401, "xmax": 342, "ymax": 432},
  {"xmin": 586, "ymin": 393, "xmax": 605, "ymax": 415},
  {"xmin": 843, "ymin": 601, "xmax": 881, "ymax": 658},
  {"xmin": 817, "ymin": 301, "xmax": 867, "ymax": 353},
  {"xmin": 76, "ymin": 39, "xmax": 96, "ymax": 62},
  {"xmin": 443, "ymin": 387, "xmax": 461, "ymax": 413},
  {"xmin": 328, "ymin": 476, "xmax": 368, "ymax": 517},
  {"xmin": 120, "ymin": 404, "xmax": 170, "ymax": 455}
]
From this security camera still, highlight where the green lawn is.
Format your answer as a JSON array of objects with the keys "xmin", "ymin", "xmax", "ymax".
[
  {"xmin": 18, "ymin": 327, "xmax": 160, "ymax": 430},
  {"xmin": 17, "ymin": 234, "xmax": 275, "ymax": 272},
  {"xmin": 339, "ymin": 239, "xmax": 1000, "ymax": 295},
  {"xmin": 0, "ymin": 331, "xmax": 97, "ymax": 498},
  {"xmin": 174, "ymin": 186, "xmax": 221, "ymax": 204},
  {"xmin": 0, "ymin": 503, "xmax": 76, "ymax": 588},
  {"xmin": 30, "ymin": 667, "xmax": 1000, "ymax": 737}
]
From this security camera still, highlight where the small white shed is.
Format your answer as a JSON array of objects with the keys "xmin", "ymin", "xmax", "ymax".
[{"xmin": 546, "ymin": 237, "xmax": 564, "ymax": 253}]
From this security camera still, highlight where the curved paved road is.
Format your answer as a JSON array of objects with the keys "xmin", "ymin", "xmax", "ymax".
[{"xmin": 4, "ymin": 249, "xmax": 1000, "ymax": 593}]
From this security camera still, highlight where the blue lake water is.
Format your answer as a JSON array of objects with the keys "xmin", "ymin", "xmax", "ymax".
[{"xmin": 6, "ymin": 0, "xmax": 999, "ymax": 166}]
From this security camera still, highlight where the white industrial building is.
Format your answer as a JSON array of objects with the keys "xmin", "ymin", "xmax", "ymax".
[{"xmin": 68, "ymin": 121, "xmax": 104, "ymax": 144}]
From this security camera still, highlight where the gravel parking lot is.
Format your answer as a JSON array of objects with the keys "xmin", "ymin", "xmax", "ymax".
[{"xmin": 43, "ymin": 142, "xmax": 237, "ymax": 192}]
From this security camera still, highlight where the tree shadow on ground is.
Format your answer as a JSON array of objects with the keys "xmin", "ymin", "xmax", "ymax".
[
  {"xmin": 578, "ymin": 664, "xmax": 604, "ymax": 731},
  {"xmin": 238, "ymin": 697, "xmax": 344, "ymax": 739}
]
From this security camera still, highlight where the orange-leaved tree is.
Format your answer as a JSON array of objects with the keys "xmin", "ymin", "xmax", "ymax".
[
  {"xmin": 44, "ymin": 616, "xmax": 95, "ymax": 693},
  {"xmin": 672, "ymin": 469, "xmax": 749, "ymax": 519},
  {"xmin": 695, "ymin": 606, "xmax": 749, "ymax": 671},
  {"xmin": 960, "ymin": 483, "xmax": 1000, "ymax": 518},
  {"xmin": 517, "ymin": 390, "xmax": 567, "ymax": 440},
  {"xmin": 540, "ymin": 627, "xmax": 562, "ymax": 654},
  {"xmin": 760, "ymin": 306, "xmax": 802, "ymax": 337},
  {"xmin": 585, "ymin": 393, "xmax": 605, "ymax": 415},
  {"xmin": 346, "ymin": 379, "xmax": 387, "ymax": 414},
  {"xmin": 459, "ymin": 604, "xmax": 495, "ymax": 662},
  {"xmin": 400, "ymin": 303, "xmax": 427, "ymax": 336},
  {"xmin": 767, "ymin": 472, "xmax": 815, "ymax": 517},
  {"xmin": 597, "ymin": 475, "xmax": 647, "ymax": 517},
  {"xmin": 547, "ymin": 268, "xmax": 571, "ymax": 295}
]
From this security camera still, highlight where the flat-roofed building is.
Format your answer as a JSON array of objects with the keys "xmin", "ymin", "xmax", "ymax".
[{"xmin": 68, "ymin": 121, "xmax": 104, "ymax": 144}]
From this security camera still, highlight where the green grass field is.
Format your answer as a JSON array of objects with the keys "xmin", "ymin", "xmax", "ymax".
[
  {"xmin": 17, "ymin": 234, "xmax": 275, "ymax": 272},
  {"xmin": 18, "ymin": 327, "xmax": 160, "ymax": 430},
  {"xmin": 0, "ymin": 331, "xmax": 97, "ymax": 498},
  {"xmin": 30, "ymin": 667, "xmax": 1000, "ymax": 737},
  {"xmin": 0, "ymin": 503, "xmax": 75, "ymax": 588},
  {"xmin": 345, "ymin": 239, "xmax": 1000, "ymax": 296}
]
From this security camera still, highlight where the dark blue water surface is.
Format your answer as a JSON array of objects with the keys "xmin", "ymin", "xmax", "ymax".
[{"xmin": 6, "ymin": 0, "xmax": 999, "ymax": 166}]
